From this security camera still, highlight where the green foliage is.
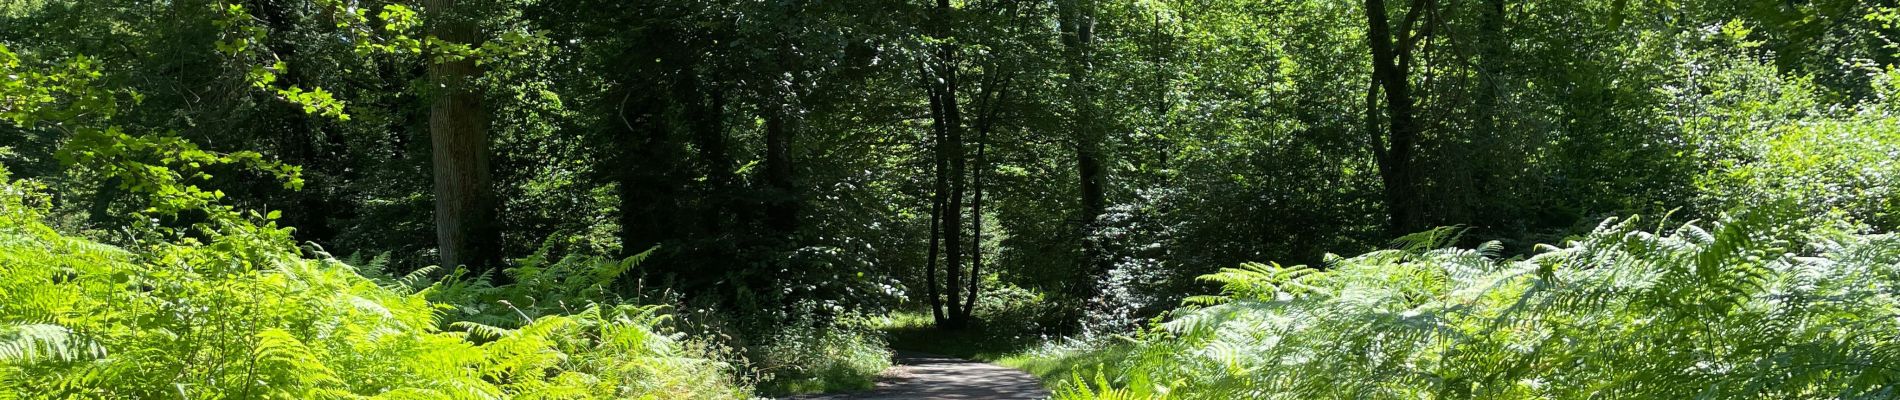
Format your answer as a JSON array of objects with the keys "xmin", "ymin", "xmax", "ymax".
[
  {"xmin": 423, "ymin": 244, "xmax": 658, "ymax": 327},
  {"xmin": 12, "ymin": 0, "xmax": 1900, "ymax": 397},
  {"xmin": 1, "ymin": 42, "xmax": 745, "ymax": 394},
  {"xmin": 884, "ymin": 282, "xmax": 1066, "ymax": 361},
  {"xmin": 1694, "ymin": 108, "xmax": 1900, "ymax": 232},
  {"xmin": 2, "ymin": 40, "xmax": 306, "ymax": 243},
  {"xmin": 968, "ymin": 282, "xmax": 1069, "ymax": 340},
  {"xmin": 1054, "ymin": 367, "xmax": 1177, "ymax": 400},
  {"xmin": 752, "ymin": 312, "xmax": 893, "ymax": 396},
  {"xmin": 1183, "ymin": 262, "xmax": 1322, "ymax": 307},
  {"xmin": 57, "ymin": 126, "xmax": 304, "ymax": 219},
  {"xmin": 0, "ymin": 324, "xmax": 106, "ymax": 364},
  {"xmin": 0, "ymin": 44, "xmax": 116, "ymax": 127},
  {"xmin": 1031, "ymin": 212, "xmax": 1900, "ymax": 399},
  {"xmin": 0, "ymin": 163, "xmax": 749, "ymax": 398}
]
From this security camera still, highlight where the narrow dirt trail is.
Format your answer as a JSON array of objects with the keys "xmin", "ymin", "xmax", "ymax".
[{"xmin": 786, "ymin": 351, "xmax": 1050, "ymax": 400}]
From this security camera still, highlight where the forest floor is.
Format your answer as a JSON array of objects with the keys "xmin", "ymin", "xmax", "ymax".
[{"xmin": 784, "ymin": 351, "xmax": 1049, "ymax": 400}]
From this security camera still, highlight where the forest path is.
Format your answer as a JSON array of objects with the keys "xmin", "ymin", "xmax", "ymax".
[{"xmin": 785, "ymin": 350, "xmax": 1050, "ymax": 400}]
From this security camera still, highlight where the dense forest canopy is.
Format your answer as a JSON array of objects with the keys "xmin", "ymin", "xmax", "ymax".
[{"xmin": 4, "ymin": 0, "xmax": 1900, "ymax": 398}]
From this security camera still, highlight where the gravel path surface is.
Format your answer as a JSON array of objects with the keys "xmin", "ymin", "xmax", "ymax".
[{"xmin": 785, "ymin": 351, "xmax": 1049, "ymax": 400}]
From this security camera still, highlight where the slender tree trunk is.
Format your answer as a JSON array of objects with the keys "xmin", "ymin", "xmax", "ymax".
[
  {"xmin": 1607, "ymin": 0, "xmax": 1628, "ymax": 30},
  {"xmin": 1365, "ymin": 0, "xmax": 1429, "ymax": 236},
  {"xmin": 1058, "ymin": 0, "xmax": 1110, "ymax": 303},
  {"xmin": 961, "ymin": 108, "xmax": 990, "ymax": 321},
  {"xmin": 425, "ymin": 0, "xmax": 501, "ymax": 274},
  {"xmin": 925, "ymin": 0, "xmax": 973, "ymax": 329},
  {"xmin": 939, "ymin": 53, "xmax": 968, "ymax": 329},
  {"xmin": 960, "ymin": 74, "xmax": 1009, "ymax": 321},
  {"xmin": 925, "ymin": 185, "xmax": 949, "ymax": 324},
  {"xmin": 924, "ymin": 77, "xmax": 950, "ymax": 325},
  {"xmin": 1366, "ymin": 77, "xmax": 1384, "ymax": 164}
]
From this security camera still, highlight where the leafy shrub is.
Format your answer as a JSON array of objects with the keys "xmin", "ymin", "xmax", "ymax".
[
  {"xmin": 1032, "ymin": 212, "xmax": 1900, "ymax": 399},
  {"xmin": 752, "ymin": 309, "xmax": 892, "ymax": 396},
  {"xmin": 1671, "ymin": 39, "xmax": 1900, "ymax": 233},
  {"xmin": 1695, "ymin": 114, "xmax": 1900, "ymax": 232},
  {"xmin": 881, "ymin": 281, "xmax": 1066, "ymax": 361},
  {"xmin": 0, "ymin": 165, "xmax": 749, "ymax": 399},
  {"xmin": 971, "ymin": 281, "xmax": 1067, "ymax": 340}
]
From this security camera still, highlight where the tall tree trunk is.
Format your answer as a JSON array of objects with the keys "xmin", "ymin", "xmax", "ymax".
[
  {"xmin": 960, "ymin": 74, "xmax": 1009, "ymax": 321},
  {"xmin": 1476, "ymin": 0, "xmax": 1504, "ymax": 129},
  {"xmin": 1058, "ymin": 0, "xmax": 1109, "ymax": 303},
  {"xmin": 926, "ymin": 0, "xmax": 972, "ymax": 329},
  {"xmin": 1470, "ymin": 0, "xmax": 1508, "ymax": 225},
  {"xmin": 763, "ymin": 103, "xmax": 796, "ymax": 236},
  {"xmin": 615, "ymin": 91, "xmax": 674, "ymax": 258},
  {"xmin": 962, "ymin": 140, "xmax": 984, "ymax": 322},
  {"xmin": 425, "ymin": 0, "xmax": 500, "ymax": 274},
  {"xmin": 762, "ymin": 34, "xmax": 799, "ymax": 238},
  {"xmin": 960, "ymin": 103, "xmax": 992, "ymax": 321},
  {"xmin": 1365, "ymin": 0, "xmax": 1429, "ymax": 236},
  {"xmin": 924, "ymin": 77, "xmax": 950, "ymax": 325},
  {"xmin": 652, "ymin": 29, "xmax": 739, "ymax": 294},
  {"xmin": 939, "ymin": 48, "xmax": 969, "ymax": 330},
  {"xmin": 685, "ymin": 78, "xmax": 732, "ymax": 231}
]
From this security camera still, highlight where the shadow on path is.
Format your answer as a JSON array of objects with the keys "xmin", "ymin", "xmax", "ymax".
[{"xmin": 785, "ymin": 350, "xmax": 1049, "ymax": 400}]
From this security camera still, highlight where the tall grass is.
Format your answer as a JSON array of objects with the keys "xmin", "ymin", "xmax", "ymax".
[{"xmin": 1033, "ymin": 213, "xmax": 1900, "ymax": 399}]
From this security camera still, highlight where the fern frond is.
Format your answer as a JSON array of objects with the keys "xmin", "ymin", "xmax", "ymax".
[
  {"xmin": 1392, "ymin": 226, "xmax": 1468, "ymax": 255},
  {"xmin": 0, "ymin": 323, "xmax": 104, "ymax": 363},
  {"xmin": 451, "ymin": 321, "xmax": 515, "ymax": 341},
  {"xmin": 595, "ymin": 246, "xmax": 655, "ymax": 289},
  {"xmin": 394, "ymin": 265, "xmax": 441, "ymax": 293}
]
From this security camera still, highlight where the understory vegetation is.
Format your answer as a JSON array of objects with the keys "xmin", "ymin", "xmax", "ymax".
[
  {"xmin": 753, "ymin": 316, "xmax": 893, "ymax": 394},
  {"xmin": 1011, "ymin": 18, "xmax": 1900, "ymax": 396},
  {"xmin": 0, "ymin": 161, "xmax": 888, "ymax": 398},
  {"xmin": 0, "ymin": 165, "xmax": 750, "ymax": 398},
  {"xmin": 9, "ymin": 0, "xmax": 1900, "ymax": 398},
  {"xmin": 1028, "ymin": 213, "xmax": 1900, "ymax": 399}
]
